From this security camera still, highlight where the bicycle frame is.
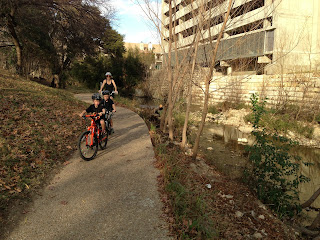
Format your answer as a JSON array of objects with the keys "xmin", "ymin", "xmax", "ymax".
[
  {"xmin": 104, "ymin": 112, "xmax": 114, "ymax": 130},
  {"xmin": 85, "ymin": 115, "xmax": 102, "ymax": 147}
]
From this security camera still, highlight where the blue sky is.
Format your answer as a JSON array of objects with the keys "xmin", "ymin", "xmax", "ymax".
[{"xmin": 105, "ymin": 0, "xmax": 161, "ymax": 44}]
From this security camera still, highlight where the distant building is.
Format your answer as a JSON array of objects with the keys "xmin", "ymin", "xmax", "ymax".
[
  {"xmin": 124, "ymin": 42, "xmax": 163, "ymax": 69},
  {"xmin": 161, "ymin": 0, "xmax": 320, "ymax": 75}
]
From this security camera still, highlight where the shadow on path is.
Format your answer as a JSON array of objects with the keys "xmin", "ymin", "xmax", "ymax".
[{"xmin": 5, "ymin": 97, "xmax": 171, "ymax": 240}]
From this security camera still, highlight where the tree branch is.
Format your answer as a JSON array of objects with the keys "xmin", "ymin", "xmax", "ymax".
[
  {"xmin": 302, "ymin": 187, "xmax": 320, "ymax": 208},
  {"xmin": 0, "ymin": 44, "xmax": 15, "ymax": 48}
]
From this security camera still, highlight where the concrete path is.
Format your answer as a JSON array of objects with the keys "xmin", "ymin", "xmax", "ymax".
[{"xmin": 6, "ymin": 94, "xmax": 170, "ymax": 240}]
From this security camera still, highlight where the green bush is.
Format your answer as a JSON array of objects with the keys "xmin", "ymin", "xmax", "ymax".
[
  {"xmin": 244, "ymin": 113, "xmax": 254, "ymax": 124},
  {"xmin": 70, "ymin": 56, "xmax": 109, "ymax": 89},
  {"xmin": 245, "ymin": 94, "xmax": 310, "ymax": 218},
  {"xmin": 315, "ymin": 113, "xmax": 320, "ymax": 123},
  {"xmin": 70, "ymin": 50, "xmax": 148, "ymax": 92},
  {"xmin": 234, "ymin": 102, "xmax": 248, "ymax": 110},
  {"xmin": 208, "ymin": 105, "xmax": 218, "ymax": 114},
  {"xmin": 244, "ymin": 107, "xmax": 314, "ymax": 139},
  {"xmin": 173, "ymin": 112, "xmax": 186, "ymax": 129}
]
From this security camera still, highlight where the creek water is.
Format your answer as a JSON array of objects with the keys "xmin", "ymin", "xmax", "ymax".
[
  {"xmin": 134, "ymin": 96, "xmax": 161, "ymax": 109},
  {"xmin": 133, "ymin": 96, "xmax": 320, "ymax": 214},
  {"xmin": 202, "ymin": 123, "xmax": 320, "ymax": 210}
]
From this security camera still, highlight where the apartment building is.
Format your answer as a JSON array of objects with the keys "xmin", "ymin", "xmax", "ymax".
[
  {"xmin": 124, "ymin": 42, "xmax": 163, "ymax": 69},
  {"xmin": 161, "ymin": 0, "xmax": 320, "ymax": 75}
]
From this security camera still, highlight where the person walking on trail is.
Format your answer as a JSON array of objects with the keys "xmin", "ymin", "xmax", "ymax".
[{"xmin": 99, "ymin": 72, "xmax": 118, "ymax": 100}]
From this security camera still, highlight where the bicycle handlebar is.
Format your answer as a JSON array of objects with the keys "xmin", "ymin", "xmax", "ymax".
[
  {"xmin": 83, "ymin": 114, "xmax": 101, "ymax": 120},
  {"xmin": 106, "ymin": 111, "xmax": 115, "ymax": 115}
]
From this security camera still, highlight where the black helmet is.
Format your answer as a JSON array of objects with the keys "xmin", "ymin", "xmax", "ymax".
[
  {"xmin": 102, "ymin": 90, "xmax": 110, "ymax": 95},
  {"xmin": 92, "ymin": 93, "xmax": 102, "ymax": 100}
]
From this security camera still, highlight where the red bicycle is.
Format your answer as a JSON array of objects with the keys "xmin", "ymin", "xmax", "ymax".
[{"xmin": 78, "ymin": 114, "xmax": 108, "ymax": 161}]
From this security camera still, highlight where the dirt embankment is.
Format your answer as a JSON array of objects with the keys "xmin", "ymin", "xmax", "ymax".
[
  {"xmin": 0, "ymin": 71, "xmax": 87, "ymax": 236},
  {"xmin": 128, "ymin": 106, "xmax": 300, "ymax": 239}
]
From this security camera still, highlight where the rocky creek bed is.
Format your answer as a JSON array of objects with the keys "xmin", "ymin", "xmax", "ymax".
[{"xmin": 188, "ymin": 108, "xmax": 320, "ymax": 228}]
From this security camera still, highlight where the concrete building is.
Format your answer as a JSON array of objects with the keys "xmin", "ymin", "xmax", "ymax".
[
  {"xmin": 124, "ymin": 42, "xmax": 163, "ymax": 69},
  {"xmin": 161, "ymin": 0, "xmax": 320, "ymax": 75}
]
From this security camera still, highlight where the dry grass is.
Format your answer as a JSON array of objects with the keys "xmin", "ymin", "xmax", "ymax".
[
  {"xmin": 152, "ymin": 133, "xmax": 298, "ymax": 240},
  {"xmin": 0, "ymin": 71, "xmax": 87, "ymax": 223}
]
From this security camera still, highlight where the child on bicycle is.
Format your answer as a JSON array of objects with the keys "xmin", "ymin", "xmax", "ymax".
[
  {"xmin": 101, "ymin": 90, "xmax": 116, "ymax": 133},
  {"xmin": 79, "ymin": 93, "xmax": 106, "ymax": 133}
]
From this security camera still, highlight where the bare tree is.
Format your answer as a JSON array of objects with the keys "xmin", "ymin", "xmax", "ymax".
[
  {"xmin": 136, "ymin": 0, "xmax": 205, "ymax": 140},
  {"xmin": 192, "ymin": 0, "xmax": 233, "ymax": 158},
  {"xmin": 138, "ymin": 0, "xmax": 291, "ymax": 157}
]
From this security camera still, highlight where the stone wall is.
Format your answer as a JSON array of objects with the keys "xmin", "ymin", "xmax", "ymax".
[
  {"xmin": 189, "ymin": 68, "xmax": 320, "ymax": 109},
  {"xmin": 146, "ymin": 67, "xmax": 320, "ymax": 109}
]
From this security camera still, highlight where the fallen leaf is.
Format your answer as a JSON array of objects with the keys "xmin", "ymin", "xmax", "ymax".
[
  {"xmin": 63, "ymin": 161, "xmax": 70, "ymax": 166},
  {"xmin": 60, "ymin": 201, "xmax": 68, "ymax": 205},
  {"xmin": 182, "ymin": 219, "xmax": 189, "ymax": 227}
]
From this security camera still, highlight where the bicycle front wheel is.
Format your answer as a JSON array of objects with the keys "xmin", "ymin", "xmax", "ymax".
[{"xmin": 78, "ymin": 131, "xmax": 98, "ymax": 161}]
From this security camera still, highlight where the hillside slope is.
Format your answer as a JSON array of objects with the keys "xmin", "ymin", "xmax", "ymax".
[{"xmin": 0, "ymin": 71, "xmax": 87, "ymax": 226}]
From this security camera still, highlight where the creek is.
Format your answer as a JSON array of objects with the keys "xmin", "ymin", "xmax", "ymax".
[
  {"xmin": 201, "ymin": 123, "xmax": 320, "ymax": 223},
  {"xmin": 133, "ymin": 96, "xmax": 320, "ymax": 218}
]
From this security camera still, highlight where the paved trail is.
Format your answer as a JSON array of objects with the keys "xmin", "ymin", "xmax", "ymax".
[{"xmin": 6, "ymin": 94, "xmax": 170, "ymax": 240}]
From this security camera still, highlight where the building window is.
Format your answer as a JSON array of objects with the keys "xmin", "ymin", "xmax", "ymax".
[
  {"xmin": 227, "ymin": 19, "xmax": 264, "ymax": 37},
  {"xmin": 165, "ymin": 19, "xmax": 179, "ymax": 30},
  {"xmin": 230, "ymin": 0, "xmax": 265, "ymax": 19},
  {"xmin": 203, "ymin": 14, "xmax": 224, "ymax": 30},
  {"xmin": 182, "ymin": 25, "xmax": 198, "ymax": 38}
]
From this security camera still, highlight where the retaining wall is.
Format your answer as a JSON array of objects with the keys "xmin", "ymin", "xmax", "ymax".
[{"xmin": 147, "ymin": 67, "xmax": 320, "ymax": 109}]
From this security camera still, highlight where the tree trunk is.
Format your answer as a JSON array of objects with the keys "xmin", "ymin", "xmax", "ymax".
[
  {"xmin": 192, "ymin": 0, "xmax": 233, "ymax": 158},
  {"xmin": 160, "ymin": 103, "xmax": 168, "ymax": 131},
  {"xmin": 181, "ymin": 76, "xmax": 192, "ymax": 148},
  {"xmin": 302, "ymin": 187, "xmax": 320, "ymax": 208},
  {"xmin": 181, "ymin": 29, "xmax": 201, "ymax": 148},
  {"xmin": 166, "ymin": 0, "xmax": 174, "ymax": 141},
  {"xmin": 167, "ymin": 101, "xmax": 174, "ymax": 140},
  {"xmin": 7, "ymin": 9, "xmax": 23, "ymax": 74},
  {"xmin": 192, "ymin": 79, "xmax": 210, "ymax": 158},
  {"xmin": 311, "ymin": 212, "xmax": 320, "ymax": 230}
]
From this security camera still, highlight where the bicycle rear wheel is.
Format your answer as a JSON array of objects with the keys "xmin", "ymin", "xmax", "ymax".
[
  {"xmin": 78, "ymin": 131, "xmax": 98, "ymax": 161},
  {"xmin": 107, "ymin": 120, "xmax": 112, "ymax": 135},
  {"xmin": 99, "ymin": 131, "xmax": 108, "ymax": 150}
]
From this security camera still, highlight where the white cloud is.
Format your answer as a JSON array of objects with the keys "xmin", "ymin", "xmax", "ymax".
[
  {"xmin": 101, "ymin": 0, "xmax": 161, "ymax": 44},
  {"xmin": 124, "ymin": 29, "xmax": 160, "ymax": 44}
]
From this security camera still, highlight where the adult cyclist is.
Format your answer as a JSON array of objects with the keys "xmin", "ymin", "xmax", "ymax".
[{"xmin": 99, "ymin": 72, "xmax": 118, "ymax": 100}]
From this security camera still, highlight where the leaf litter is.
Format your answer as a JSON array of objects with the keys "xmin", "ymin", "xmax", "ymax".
[{"xmin": 0, "ymin": 72, "xmax": 87, "ymax": 231}]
